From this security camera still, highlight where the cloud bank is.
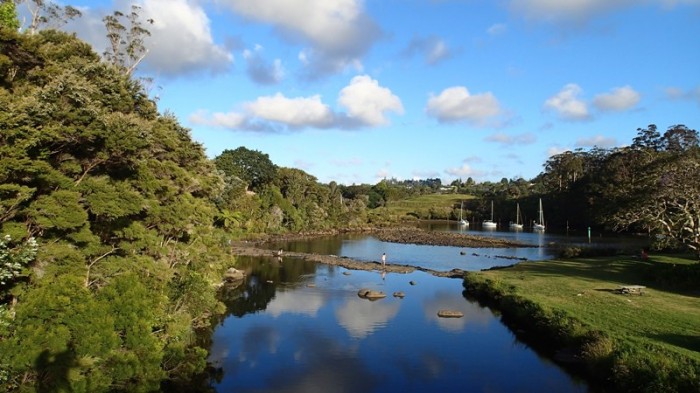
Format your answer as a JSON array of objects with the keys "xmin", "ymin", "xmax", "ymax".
[{"xmin": 190, "ymin": 75, "xmax": 403, "ymax": 131}]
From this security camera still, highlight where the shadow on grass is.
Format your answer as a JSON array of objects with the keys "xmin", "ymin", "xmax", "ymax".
[
  {"xmin": 647, "ymin": 333, "xmax": 700, "ymax": 353},
  {"xmin": 502, "ymin": 256, "xmax": 700, "ymax": 297}
]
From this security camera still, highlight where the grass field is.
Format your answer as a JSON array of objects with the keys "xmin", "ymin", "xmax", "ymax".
[
  {"xmin": 380, "ymin": 194, "xmax": 475, "ymax": 220},
  {"xmin": 464, "ymin": 253, "xmax": 700, "ymax": 391}
]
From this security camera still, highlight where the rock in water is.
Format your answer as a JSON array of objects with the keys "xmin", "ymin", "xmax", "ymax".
[
  {"xmin": 224, "ymin": 268, "xmax": 245, "ymax": 282},
  {"xmin": 437, "ymin": 310, "xmax": 464, "ymax": 318}
]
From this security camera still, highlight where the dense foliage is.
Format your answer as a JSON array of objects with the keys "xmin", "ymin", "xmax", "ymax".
[
  {"xmin": 534, "ymin": 125, "xmax": 699, "ymax": 255},
  {"xmin": 0, "ymin": 27, "xmax": 232, "ymax": 391}
]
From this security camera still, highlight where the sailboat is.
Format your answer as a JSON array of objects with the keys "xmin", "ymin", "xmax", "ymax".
[
  {"xmin": 509, "ymin": 203, "xmax": 523, "ymax": 230},
  {"xmin": 459, "ymin": 201, "xmax": 468, "ymax": 226},
  {"xmin": 533, "ymin": 198, "xmax": 545, "ymax": 231},
  {"xmin": 483, "ymin": 201, "xmax": 497, "ymax": 229}
]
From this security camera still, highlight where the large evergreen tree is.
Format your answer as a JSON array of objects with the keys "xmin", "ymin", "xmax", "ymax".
[{"xmin": 0, "ymin": 27, "xmax": 230, "ymax": 391}]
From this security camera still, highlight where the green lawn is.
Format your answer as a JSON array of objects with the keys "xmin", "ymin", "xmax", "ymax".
[
  {"xmin": 381, "ymin": 193, "xmax": 474, "ymax": 219},
  {"xmin": 469, "ymin": 254, "xmax": 699, "ymax": 360}
]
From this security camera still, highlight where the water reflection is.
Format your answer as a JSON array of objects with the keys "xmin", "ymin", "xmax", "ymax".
[
  {"xmin": 336, "ymin": 297, "xmax": 400, "ymax": 338},
  {"xmin": 422, "ymin": 290, "xmax": 491, "ymax": 332},
  {"xmin": 208, "ymin": 256, "xmax": 589, "ymax": 392}
]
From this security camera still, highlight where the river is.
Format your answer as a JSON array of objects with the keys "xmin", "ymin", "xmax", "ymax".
[{"xmin": 206, "ymin": 227, "xmax": 647, "ymax": 392}]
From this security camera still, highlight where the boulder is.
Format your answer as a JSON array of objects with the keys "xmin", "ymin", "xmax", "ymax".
[
  {"xmin": 224, "ymin": 268, "xmax": 245, "ymax": 282},
  {"xmin": 358, "ymin": 288, "xmax": 386, "ymax": 300}
]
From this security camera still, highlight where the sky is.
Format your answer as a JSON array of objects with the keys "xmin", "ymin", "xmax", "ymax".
[{"xmin": 29, "ymin": 0, "xmax": 700, "ymax": 185}]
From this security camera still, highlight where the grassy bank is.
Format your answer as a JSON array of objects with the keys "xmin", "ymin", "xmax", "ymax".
[
  {"xmin": 377, "ymin": 194, "xmax": 474, "ymax": 221},
  {"xmin": 462, "ymin": 254, "xmax": 700, "ymax": 393}
]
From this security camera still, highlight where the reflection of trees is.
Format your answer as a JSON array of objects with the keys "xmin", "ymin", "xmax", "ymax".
[
  {"xmin": 267, "ymin": 236, "xmax": 346, "ymax": 255},
  {"xmin": 217, "ymin": 256, "xmax": 321, "ymax": 318},
  {"xmin": 226, "ymin": 276, "xmax": 277, "ymax": 317}
]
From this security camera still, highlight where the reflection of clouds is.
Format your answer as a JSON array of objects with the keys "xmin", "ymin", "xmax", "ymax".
[
  {"xmin": 396, "ymin": 350, "xmax": 458, "ymax": 383},
  {"xmin": 267, "ymin": 290, "xmax": 325, "ymax": 317},
  {"xmin": 260, "ymin": 330, "xmax": 378, "ymax": 393},
  {"xmin": 423, "ymin": 290, "xmax": 491, "ymax": 332},
  {"xmin": 336, "ymin": 297, "xmax": 400, "ymax": 338},
  {"xmin": 216, "ymin": 324, "xmax": 280, "ymax": 370}
]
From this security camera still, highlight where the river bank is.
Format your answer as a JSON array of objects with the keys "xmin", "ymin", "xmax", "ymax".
[{"xmin": 462, "ymin": 254, "xmax": 700, "ymax": 393}]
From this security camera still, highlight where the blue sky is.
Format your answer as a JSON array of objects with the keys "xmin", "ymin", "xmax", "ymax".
[{"xmin": 41, "ymin": 0, "xmax": 700, "ymax": 185}]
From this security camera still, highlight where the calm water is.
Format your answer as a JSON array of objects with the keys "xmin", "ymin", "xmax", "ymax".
[
  {"xmin": 208, "ymin": 228, "xmax": 646, "ymax": 391},
  {"xmin": 209, "ymin": 258, "xmax": 589, "ymax": 392},
  {"xmin": 263, "ymin": 223, "xmax": 647, "ymax": 272}
]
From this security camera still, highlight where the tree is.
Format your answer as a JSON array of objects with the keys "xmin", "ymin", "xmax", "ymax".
[
  {"xmin": 103, "ymin": 4, "xmax": 153, "ymax": 75},
  {"xmin": 631, "ymin": 124, "xmax": 662, "ymax": 151},
  {"xmin": 0, "ymin": 29, "xmax": 227, "ymax": 389},
  {"xmin": 612, "ymin": 148, "xmax": 700, "ymax": 257},
  {"xmin": 0, "ymin": 0, "xmax": 20, "ymax": 30},
  {"xmin": 660, "ymin": 124, "xmax": 699, "ymax": 153},
  {"xmin": 16, "ymin": 0, "xmax": 81, "ymax": 34},
  {"xmin": 215, "ymin": 147, "xmax": 277, "ymax": 192}
]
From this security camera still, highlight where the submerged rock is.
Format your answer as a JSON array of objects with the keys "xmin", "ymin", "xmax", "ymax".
[{"xmin": 437, "ymin": 310, "xmax": 464, "ymax": 318}]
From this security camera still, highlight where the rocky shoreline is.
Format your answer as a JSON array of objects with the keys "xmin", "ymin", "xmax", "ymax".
[
  {"xmin": 230, "ymin": 226, "xmax": 535, "ymax": 279},
  {"xmin": 372, "ymin": 227, "xmax": 533, "ymax": 248}
]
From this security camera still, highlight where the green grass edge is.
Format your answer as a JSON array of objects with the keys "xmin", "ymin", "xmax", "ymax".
[{"xmin": 462, "ymin": 259, "xmax": 700, "ymax": 393}]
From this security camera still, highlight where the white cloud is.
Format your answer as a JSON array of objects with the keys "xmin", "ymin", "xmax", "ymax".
[
  {"xmin": 243, "ymin": 45, "xmax": 285, "ymax": 85},
  {"xmin": 402, "ymin": 36, "xmax": 452, "ymax": 65},
  {"xmin": 445, "ymin": 164, "xmax": 487, "ymax": 178},
  {"xmin": 134, "ymin": 0, "xmax": 233, "ymax": 75},
  {"xmin": 593, "ymin": 85, "xmax": 640, "ymax": 111},
  {"xmin": 509, "ymin": 0, "xmax": 632, "ymax": 22},
  {"xmin": 547, "ymin": 145, "xmax": 570, "ymax": 156},
  {"xmin": 508, "ymin": 0, "xmax": 699, "ymax": 24},
  {"xmin": 544, "ymin": 83, "xmax": 590, "ymax": 121},
  {"xmin": 189, "ymin": 110, "xmax": 247, "ymax": 128},
  {"xmin": 67, "ymin": 0, "xmax": 233, "ymax": 76},
  {"xmin": 189, "ymin": 75, "xmax": 401, "ymax": 131},
  {"xmin": 220, "ymin": 0, "xmax": 382, "ymax": 78},
  {"xmin": 245, "ymin": 93, "xmax": 335, "ymax": 128},
  {"xmin": 575, "ymin": 135, "xmax": 618, "ymax": 148},
  {"xmin": 338, "ymin": 75, "xmax": 404, "ymax": 126},
  {"xmin": 664, "ymin": 85, "xmax": 700, "ymax": 104},
  {"xmin": 485, "ymin": 132, "xmax": 536, "ymax": 145},
  {"xmin": 426, "ymin": 86, "xmax": 503, "ymax": 125}
]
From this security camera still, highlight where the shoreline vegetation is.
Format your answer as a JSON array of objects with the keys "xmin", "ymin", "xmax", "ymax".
[{"xmin": 232, "ymin": 229, "xmax": 699, "ymax": 393}]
